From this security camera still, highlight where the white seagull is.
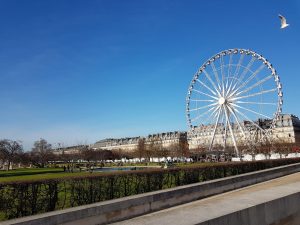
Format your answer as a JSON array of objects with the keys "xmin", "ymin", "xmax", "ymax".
[{"xmin": 278, "ymin": 14, "xmax": 289, "ymax": 29}]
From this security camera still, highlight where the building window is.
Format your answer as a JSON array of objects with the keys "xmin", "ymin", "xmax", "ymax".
[{"xmin": 289, "ymin": 133, "xmax": 291, "ymax": 137}]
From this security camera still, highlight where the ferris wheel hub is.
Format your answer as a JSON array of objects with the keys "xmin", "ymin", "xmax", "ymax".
[{"xmin": 218, "ymin": 97, "xmax": 226, "ymax": 105}]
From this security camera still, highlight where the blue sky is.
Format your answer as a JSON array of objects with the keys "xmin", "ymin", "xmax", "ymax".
[{"xmin": 0, "ymin": 0, "xmax": 299, "ymax": 150}]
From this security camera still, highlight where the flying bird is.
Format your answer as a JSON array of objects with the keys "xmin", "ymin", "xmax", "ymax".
[{"xmin": 278, "ymin": 14, "xmax": 289, "ymax": 29}]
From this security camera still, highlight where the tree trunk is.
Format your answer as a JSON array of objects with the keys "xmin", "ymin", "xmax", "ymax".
[{"xmin": 7, "ymin": 160, "xmax": 11, "ymax": 171}]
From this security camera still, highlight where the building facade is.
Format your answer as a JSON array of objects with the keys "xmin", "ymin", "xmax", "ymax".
[
  {"xmin": 52, "ymin": 145, "xmax": 88, "ymax": 155},
  {"xmin": 273, "ymin": 114, "xmax": 300, "ymax": 144},
  {"xmin": 93, "ymin": 137, "xmax": 141, "ymax": 151},
  {"xmin": 146, "ymin": 132, "xmax": 187, "ymax": 148},
  {"xmin": 59, "ymin": 114, "xmax": 300, "ymax": 154},
  {"xmin": 187, "ymin": 114, "xmax": 300, "ymax": 150},
  {"xmin": 93, "ymin": 131, "xmax": 187, "ymax": 152}
]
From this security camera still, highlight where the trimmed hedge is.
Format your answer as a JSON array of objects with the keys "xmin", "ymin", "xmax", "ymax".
[{"xmin": 1, "ymin": 158, "xmax": 300, "ymax": 221}]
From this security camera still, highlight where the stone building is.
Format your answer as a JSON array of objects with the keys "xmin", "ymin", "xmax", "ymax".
[
  {"xmin": 146, "ymin": 132, "xmax": 187, "ymax": 148},
  {"xmin": 93, "ymin": 131, "xmax": 187, "ymax": 152},
  {"xmin": 52, "ymin": 145, "xmax": 88, "ymax": 155},
  {"xmin": 273, "ymin": 114, "xmax": 300, "ymax": 144},
  {"xmin": 93, "ymin": 137, "xmax": 141, "ymax": 151},
  {"xmin": 61, "ymin": 115, "xmax": 300, "ymax": 154},
  {"xmin": 187, "ymin": 114, "xmax": 300, "ymax": 150}
]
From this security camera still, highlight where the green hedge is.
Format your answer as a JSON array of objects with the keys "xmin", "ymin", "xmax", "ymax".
[{"xmin": 1, "ymin": 158, "xmax": 300, "ymax": 221}]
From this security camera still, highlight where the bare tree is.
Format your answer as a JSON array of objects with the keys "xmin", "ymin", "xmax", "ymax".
[
  {"xmin": 179, "ymin": 140, "xmax": 190, "ymax": 158},
  {"xmin": 157, "ymin": 146, "xmax": 169, "ymax": 159},
  {"xmin": 145, "ymin": 140, "xmax": 154, "ymax": 162},
  {"xmin": 80, "ymin": 146, "xmax": 97, "ymax": 170},
  {"xmin": 19, "ymin": 151, "xmax": 32, "ymax": 167},
  {"xmin": 111, "ymin": 149, "xmax": 123, "ymax": 160},
  {"xmin": 31, "ymin": 138, "xmax": 53, "ymax": 168},
  {"xmin": 59, "ymin": 145, "xmax": 83, "ymax": 170},
  {"xmin": 272, "ymin": 137, "xmax": 293, "ymax": 158},
  {"xmin": 168, "ymin": 140, "xmax": 189, "ymax": 160},
  {"xmin": 135, "ymin": 138, "xmax": 146, "ymax": 160},
  {"xmin": 0, "ymin": 139, "xmax": 23, "ymax": 170},
  {"xmin": 94, "ymin": 149, "xmax": 113, "ymax": 162},
  {"xmin": 152, "ymin": 138, "xmax": 163, "ymax": 158}
]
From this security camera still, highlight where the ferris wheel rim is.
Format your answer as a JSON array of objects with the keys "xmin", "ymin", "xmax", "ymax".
[{"xmin": 186, "ymin": 48, "xmax": 283, "ymax": 155}]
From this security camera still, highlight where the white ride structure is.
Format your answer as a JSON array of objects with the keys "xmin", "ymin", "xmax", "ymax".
[{"xmin": 186, "ymin": 49, "xmax": 283, "ymax": 156}]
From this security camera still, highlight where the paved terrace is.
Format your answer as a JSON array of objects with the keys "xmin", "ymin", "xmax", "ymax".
[{"xmin": 111, "ymin": 172, "xmax": 300, "ymax": 225}]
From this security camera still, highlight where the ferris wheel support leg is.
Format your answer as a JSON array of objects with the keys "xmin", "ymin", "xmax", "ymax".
[
  {"xmin": 224, "ymin": 119, "xmax": 228, "ymax": 153},
  {"xmin": 208, "ymin": 107, "xmax": 222, "ymax": 152},
  {"xmin": 224, "ymin": 105, "xmax": 239, "ymax": 157},
  {"xmin": 228, "ymin": 106, "xmax": 247, "ymax": 139}
]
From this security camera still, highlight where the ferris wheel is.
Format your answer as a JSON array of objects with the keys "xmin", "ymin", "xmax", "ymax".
[{"xmin": 186, "ymin": 49, "xmax": 283, "ymax": 156}]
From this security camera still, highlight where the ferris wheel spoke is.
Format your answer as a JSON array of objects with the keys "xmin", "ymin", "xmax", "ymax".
[
  {"xmin": 224, "ymin": 105, "xmax": 239, "ymax": 156},
  {"xmin": 233, "ymin": 107, "xmax": 267, "ymax": 135},
  {"xmin": 235, "ymin": 101, "xmax": 276, "ymax": 106},
  {"xmin": 211, "ymin": 61, "xmax": 222, "ymax": 91},
  {"xmin": 225, "ymin": 76, "xmax": 238, "ymax": 98},
  {"xmin": 231, "ymin": 56, "xmax": 256, "ymax": 93},
  {"xmin": 234, "ymin": 54, "xmax": 245, "ymax": 79},
  {"xmin": 203, "ymin": 70, "xmax": 221, "ymax": 96},
  {"xmin": 233, "ymin": 64, "xmax": 266, "ymax": 96},
  {"xmin": 206, "ymin": 105, "xmax": 220, "ymax": 121},
  {"xmin": 190, "ymin": 105, "xmax": 217, "ymax": 122},
  {"xmin": 193, "ymin": 89, "xmax": 219, "ymax": 100},
  {"xmin": 229, "ymin": 102, "xmax": 272, "ymax": 119},
  {"xmin": 227, "ymin": 54, "xmax": 244, "ymax": 92},
  {"xmin": 219, "ymin": 107, "xmax": 225, "ymax": 129},
  {"xmin": 219, "ymin": 107, "xmax": 227, "ymax": 148},
  {"xmin": 227, "ymin": 105, "xmax": 247, "ymax": 138},
  {"xmin": 189, "ymin": 99, "xmax": 215, "ymax": 102},
  {"xmin": 225, "ymin": 77, "xmax": 229, "ymax": 92},
  {"xmin": 189, "ymin": 102, "xmax": 218, "ymax": 112},
  {"xmin": 230, "ymin": 88, "xmax": 277, "ymax": 101},
  {"xmin": 226, "ymin": 53, "xmax": 233, "ymax": 89},
  {"xmin": 201, "ymin": 105, "xmax": 220, "ymax": 125},
  {"xmin": 208, "ymin": 107, "xmax": 222, "ymax": 151},
  {"xmin": 196, "ymin": 79, "xmax": 217, "ymax": 96},
  {"xmin": 237, "ymin": 56, "xmax": 256, "ymax": 84},
  {"xmin": 226, "ymin": 58, "xmax": 248, "ymax": 98},
  {"xmin": 223, "ymin": 112, "xmax": 228, "ymax": 150},
  {"xmin": 220, "ymin": 54, "xmax": 226, "ymax": 95},
  {"xmin": 235, "ymin": 74, "xmax": 273, "ymax": 97}
]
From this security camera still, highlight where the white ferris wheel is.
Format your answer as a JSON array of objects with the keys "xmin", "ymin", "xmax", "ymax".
[{"xmin": 186, "ymin": 49, "xmax": 283, "ymax": 156}]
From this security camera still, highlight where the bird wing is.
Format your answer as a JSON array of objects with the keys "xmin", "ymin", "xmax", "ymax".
[{"xmin": 278, "ymin": 14, "xmax": 287, "ymax": 25}]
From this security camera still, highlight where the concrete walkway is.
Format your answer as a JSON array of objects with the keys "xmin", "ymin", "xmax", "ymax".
[{"xmin": 111, "ymin": 172, "xmax": 300, "ymax": 225}]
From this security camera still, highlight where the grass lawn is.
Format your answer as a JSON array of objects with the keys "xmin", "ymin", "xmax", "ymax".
[
  {"xmin": 0, "ymin": 172, "xmax": 87, "ymax": 183},
  {"xmin": 0, "ymin": 168, "xmax": 87, "ymax": 183},
  {"xmin": 0, "ymin": 168, "xmax": 64, "ymax": 177}
]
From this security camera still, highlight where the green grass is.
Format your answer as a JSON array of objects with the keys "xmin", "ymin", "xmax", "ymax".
[
  {"xmin": 0, "ymin": 168, "xmax": 64, "ymax": 178},
  {"xmin": 0, "ymin": 172, "xmax": 87, "ymax": 183},
  {"xmin": 0, "ymin": 168, "xmax": 89, "ymax": 183}
]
